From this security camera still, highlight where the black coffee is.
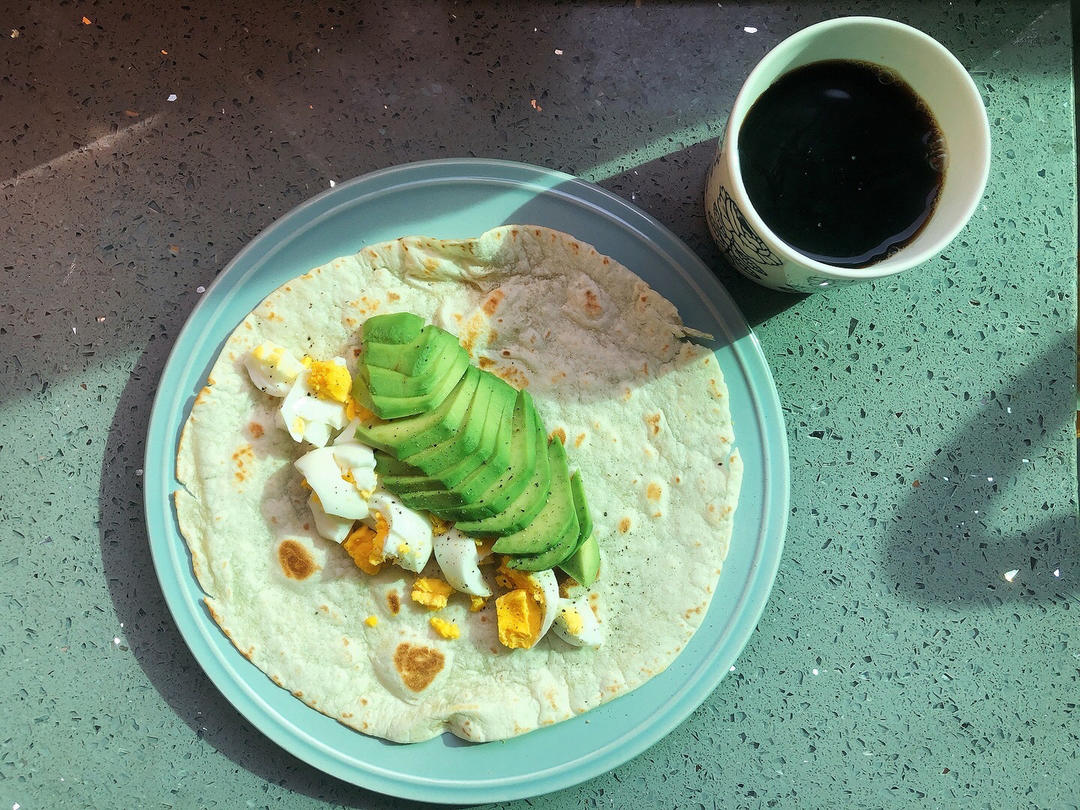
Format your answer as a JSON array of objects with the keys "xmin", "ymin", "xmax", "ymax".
[{"xmin": 737, "ymin": 59, "xmax": 945, "ymax": 269}]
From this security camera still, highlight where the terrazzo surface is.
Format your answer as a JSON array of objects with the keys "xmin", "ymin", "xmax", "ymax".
[{"xmin": 1, "ymin": 1, "xmax": 1077, "ymax": 808}]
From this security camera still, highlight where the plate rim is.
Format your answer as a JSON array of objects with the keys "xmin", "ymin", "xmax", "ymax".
[{"xmin": 143, "ymin": 157, "xmax": 789, "ymax": 803}]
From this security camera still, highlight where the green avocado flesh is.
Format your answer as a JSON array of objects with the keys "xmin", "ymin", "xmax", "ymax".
[
  {"xmin": 353, "ymin": 366, "xmax": 480, "ymax": 458},
  {"xmin": 558, "ymin": 534, "xmax": 600, "ymax": 586},
  {"xmin": 492, "ymin": 437, "xmax": 578, "ymax": 556},
  {"xmin": 360, "ymin": 312, "xmax": 425, "ymax": 345},
  {"xmin": 357, "ymin": 315, "xmax": 596, "ymax": 575}
]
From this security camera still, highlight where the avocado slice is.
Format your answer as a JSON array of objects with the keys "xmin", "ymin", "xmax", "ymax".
[
  {"xmin": 386, "ymin": 377, "xmax": 516, "ymax": 494},
  {"xmin": 568, "ymin": 470, "xmax": 593, "ymax": 541},
  {"xmin": 403, "ymin": 373, "xmax": 510, "ymax": 472},
  {"xmin": 360, "ymin": 312, "xmax": 425, "ymax": 345},
  {"xmin": 558, "ymin": 534, "xmax": 600, "ymax": 586},
  {"xmin": 354, "ymin": 347, "xmax": 470, "ymax": 419},
  {"xmin": 422, "ymin": 390, "xmax": 539, "ymax": 520},
  {"xmin": 363, "ymin": 341, "xmax": 468, "ymax": 399},
  {"xmin": 396, "ymin": 392, "xmax": 517, "ymax": 518},
  {"xmin": 453, "ymin": 401, "xmax": 549, "ymax": 536},
  {"xmin": 353, "ymin": 366, "xmax": 480, "ymax": 457},
  {"xmin": 363, "ymin": 326, "xmax": 460, "ymax": 379},
  {"xmin": 492, "ymin": 437, "xmax": 579, "ymax": 555}
]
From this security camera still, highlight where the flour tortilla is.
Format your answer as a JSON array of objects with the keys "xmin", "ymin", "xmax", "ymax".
[{"xmin": 175, "ymin": 225, "xmax": 742, "ymax": 742}]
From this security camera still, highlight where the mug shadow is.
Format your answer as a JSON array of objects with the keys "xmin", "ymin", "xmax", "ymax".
[
  {"xmin": 884, "ymin": 330, "xmax": 1079, "ymax": 604},
  {"xmin": 98, "ymin": 338, "xmax": 468, "ymax": 810},
  {"xmin": 593, "ymin": 138, "xmax": 809, "ymax": 328}
]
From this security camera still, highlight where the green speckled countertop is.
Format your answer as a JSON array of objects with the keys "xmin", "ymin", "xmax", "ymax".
[{"xmin": 2, "ymin": 1, "xmax": 1077, "ymax": 808}]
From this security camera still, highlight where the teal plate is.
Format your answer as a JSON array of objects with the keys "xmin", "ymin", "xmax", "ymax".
[{"xmin": 144, "ymin": 158, "xmax": 788, "ymax": 803}]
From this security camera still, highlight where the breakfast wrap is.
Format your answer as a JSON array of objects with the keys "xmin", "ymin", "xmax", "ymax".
[{"xmin": 174, "ymin": 225, "xmax": 742, "ymax": 742}]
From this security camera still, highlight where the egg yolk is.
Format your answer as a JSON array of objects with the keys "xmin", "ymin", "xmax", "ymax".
[
  {"xmin": 346, "ymin": 397, "xmax": 377, "ymax": 422},
  {"xmin": 342, "ymin": 515, "xmax": 388, "ymax": 575},
  {"xmin": 495, "ymin": 560, "xmax": 545, "ymax": 604},
  {"xmin": 429, "ymin": 617, "xmax": 460, "ymax": 639},
  {"xmin": 428, "ymin": 515, "xmax": 452, "ymax": 535},
  {"xmin": 559, "ymin": 607, "xmax": 584, "ymax": 635},
  {"xmin": 411, "ymin": 577, "xmax": 453, "ymax": 610},
  {"xmin": 364, "ymin": 615, "xmax": 378, "ymax": 627},
  {"xmin": 496, "ymin": 589, "xmax": 542, "ymax": 649},
  {"xmin": 307, "ymin": 360, "xmax": 351, "ymax": 402},
  {"xmin": 468, "ymin": 595, "xmax": 487, "ymax": 612}
]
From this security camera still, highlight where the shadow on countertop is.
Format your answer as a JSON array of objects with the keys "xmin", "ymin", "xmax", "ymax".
[{"xmin": 884, "ymin": 329, "xmax": 1079, "ymax": 605}]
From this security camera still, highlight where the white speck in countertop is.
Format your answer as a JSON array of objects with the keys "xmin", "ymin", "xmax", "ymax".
[
  {"xmin": 329, "ymin": 179, "xmax": 336, "ymax": 188},
  {"xmin": 196, "ymin": 285, "xmax": 206, "ymax": 293},
  {"xmin": 554, "ymin": 48, "xmax": 563, "ymax": 55},
  {"xmin": 1003, "ymin": 569, "xmax": 1019, "ymax": 582},
  {"xmin": 167, "ymin": 93, "xmax": 177, "ymax": 102},
  {"xmin": 743, "ymin": 26, "xmax": 758, "ymax": 33}
]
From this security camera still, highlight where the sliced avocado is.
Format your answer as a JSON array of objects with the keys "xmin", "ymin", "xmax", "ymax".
[
  {"xmin": 355, "ymin": 347, "xmax": 470, "ymax": 419},
  {"xmin": 396, "ymin": 397, "xmax": 516, "ymax": 518},
  {"xmin": 364, "ymin": 341, "xmax": 467, "ymax": 398},
  {"xmin": 353, "ymin": 366, "xmax": 480, "ymax": 457},
  {"xmin": 422, "ymin": 389, "xmax": 536, "ymax": 520},
  {"xmin": 436, "ymin": 390, "xmax": 539, "ymax": 522},
  {"xmin": 453, "ymin": 401, "xmax": 549, "ymax": 536},
  {"xmin": 402, "ymin": 372, "xmax": 508, "ymax": 472},
  {"xmin": 558, "ymin": 534, "xmax": 600, "ymax": 587},
  {"xmin": 568, "ymin": 471, "xmax": 593, "ymax": 540},
  {"xmin": 387, "ymin": 378, "xmax": 516, "ymax": 496},
  {"xmin": 373, "ymin": 450, "xmax": 422, "ymax": 479},
  {"xmin": 360, "ymin": 312, "xmax": 425, "ymax": 345},
  {"xmin": 492, "ymin": 438, "xmax": 578, "ymax": 555},
  {"xmin": 363, "ymin": 326, "xmax": 460, "ymax": 379}
]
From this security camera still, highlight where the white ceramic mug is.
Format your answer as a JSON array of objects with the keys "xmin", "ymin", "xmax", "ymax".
[{"xmin": 705, "ymin": 16, "xmax": 991, "ymax": 293}]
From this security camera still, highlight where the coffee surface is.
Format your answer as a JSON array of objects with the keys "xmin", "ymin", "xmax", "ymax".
[{"xmin": 738, "ymin": 59, "xmax": 945, "ymax": 269}]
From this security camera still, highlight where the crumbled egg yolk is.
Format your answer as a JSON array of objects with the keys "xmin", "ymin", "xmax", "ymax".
[
  {"xmin": 342, "ymin": 516, "xmax": 388, "ymax": 575},
  {"xmin": 251, "ymin": 343, "xmax": 287, "ymax": 365},
  {"xmin": 495, "ymin": 559, "xmax": 545, "ymax": 602},
  {"xmin": 307, "ymin": 360, "xmax": 351, "ymax": 403},
  {"xmin": 429, "ymin": 515, "xmax": 452, "ymax": 534},
  {"xmin": 397, "ymin": 542, "xmax": 411, "ymax": 557},
  {"xmin": 364, "ymin": 615, "xmax": 378, "ymax": 628},
  {"xmin": 341, "ymin": 469, "xmax": 355, "ymax": 484},
  {"xmin": 558, "ymin": 606, "xmax": 584, "ymax": 635},
  {"xmin": 429, "ymin": 616, "xmax": 460, "ymax": 639},
  {"xmin": 495, "ymin": 589, "xmax": 542, "ymax": 649},
  {"xmin": 469, "ymin": 595, "xmax": 487, "ymax": 612},
  {"xmin": 411, "ymin": 577, "xmax": 453, "ymax": 610}
]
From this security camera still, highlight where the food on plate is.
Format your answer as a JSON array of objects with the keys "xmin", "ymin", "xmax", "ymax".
[{"xmin": 174, "ymin": 225, "xmax": 742, "ymax": 742}]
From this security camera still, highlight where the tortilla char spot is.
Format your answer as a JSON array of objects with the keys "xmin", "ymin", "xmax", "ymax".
[
  {"xmin": 387, "ymin": 591, "xmax": 401, "ymax": 614},
  {"xmin": 618, "ymin": 517, "xmax": 631, "ymax": 533},
  {"xmin": 360, "ymin": 697, "xmax": 368, "ymax": 705},
  {"xmin": 194, "ymin": 385, "xmax": 212, "ymax": 407},
  {"xmin": 494, "ymin": 365, "xmax": 529, "ymax": 389},
  {"xmin": 583, "ymin": 289, "xmax": 603, "ymax": 317},
  {"xmin": 575, "ymin": 433, "xmax": 586, "ymax": 447},
  {"xmin": 645, "ymin": 413, "xmax": 661, "ymax": 435},
  {"xmin": 278, "ymin": 540, "xmax": 317, "ymax": 580},
  {"xmin": 232, "ymin": 444, "xmax": 254, "ymax": 483},
  {"xmin": 343, "ymin": 637, "xmax": 349, "ymax": 646},
  {"xmin": 646, "ymin": 482, "xmax": 662, "ymax": 501},
  {"xmin": 622, "ymin": 388, "xmax": 632, "ymax": 401},
  {"xmin": 345, "ymin": 316, "xmax": 356, "ymax": 327},
  {"xmin": 393, "ymin": 642, "xmax": 445, "ymax": 692},
  {"xmin": 482, "ymin": 289, "xmax": 505, "ymax": 316},
  {"xmin": 342, "ymin": 711, "xmax": 353, "ymax": 719},
  {"xmin": 353, "ymin": 348, "xmax": 362, "ymax": 358},
  {"xmin": 272, "ymin": 674, "xmax": 283, "ymax": 686},
  {"xmin": 478, "ymin": 356, "xmax": 495, "ymax": 369},
  {"xmin": 243, "ymin": 321, "xmax": 252, "ymax": 330},
  {"xmin": 500, "ymin": 349, "xmax": 511, "ymax": 357},
  {"xmin": 549, "ymin": 427, "xmax": 566, "ymax": 444},
  {"xmin": 247, "ymin": 422, "xmax": 264, "ymax": 439},
  {"xmin": 387, "ymin": 291, "xmax": 400, "ymax": 301}
]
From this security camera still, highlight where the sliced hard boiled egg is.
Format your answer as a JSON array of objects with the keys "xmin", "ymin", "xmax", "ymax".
[
  {"xmin": 552, "ymin": 595, "xmax": 605, "ymax": 648},
  {"xmin": 244, "ymin": 342, "xmax": 304, "ymax": 397},
  {"xmin": 279, "ymin": 368, "xmax": 349, "ymax": 446},
  {"xmin": 495, "ymin": 564, "xmax": 560, "ymax": 646},
  {"xmin": 307, "ymin": 493, "xmax": 353, "ymax": 544},
  {"xmin": 433, "ymin": 529, "xmax": 492, "ymax": 597},
  {"xmin": 366, "ymin": 491, "xmax": 432, "ymax": 573},
  {"xmin": 294, "ymin": 446, "xmax": 370, "ymax": 520},
  {"xmin": 327, "ymin": 441, "xmax": 378, "ymax": 492}
]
